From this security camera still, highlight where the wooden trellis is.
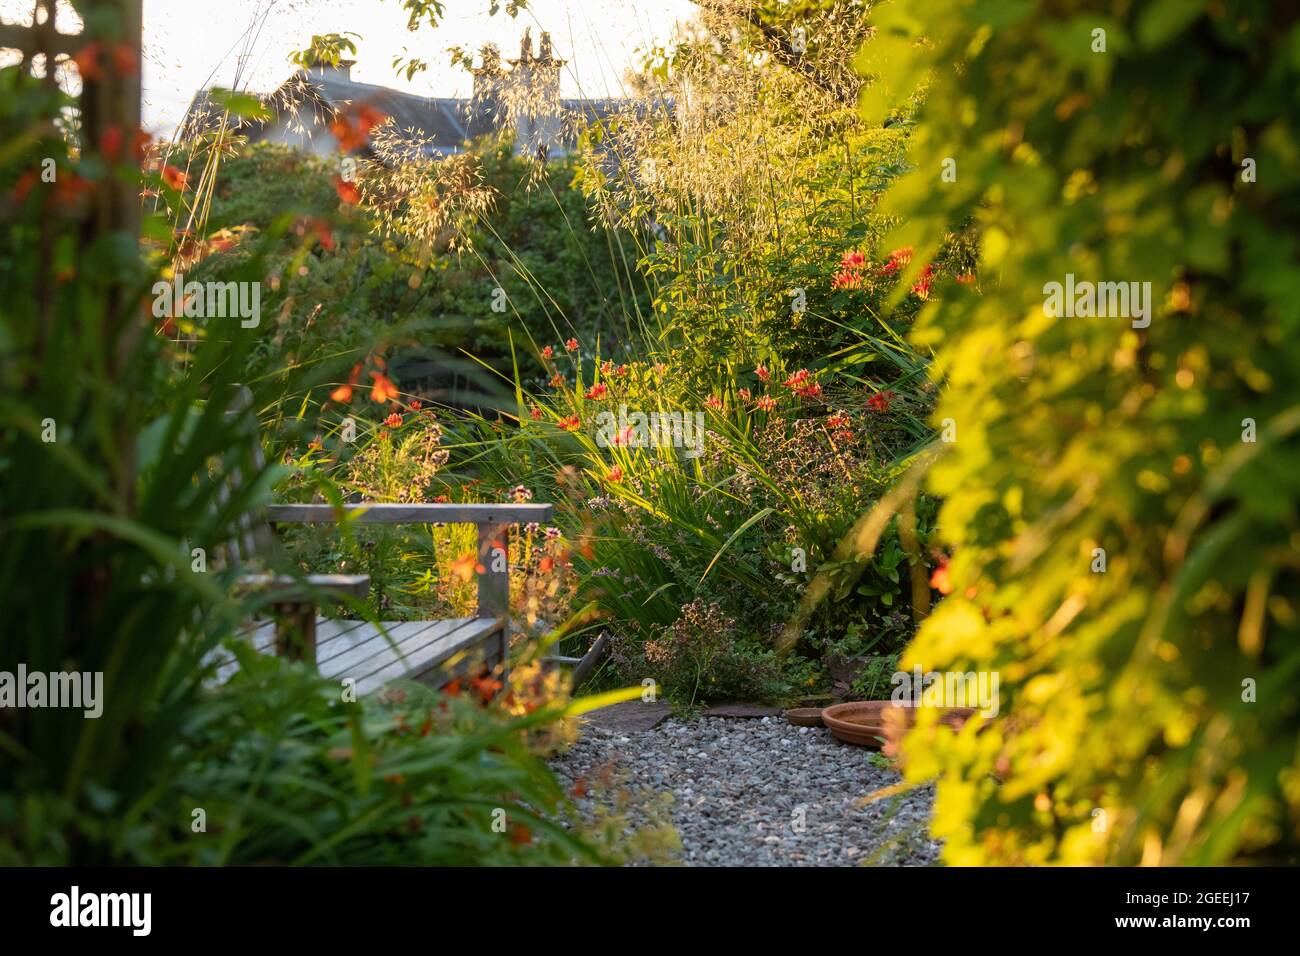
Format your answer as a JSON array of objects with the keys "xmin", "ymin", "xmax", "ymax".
[{"xmin": 1, "ymin": 0, "xmax": 142, "ymax": 240}]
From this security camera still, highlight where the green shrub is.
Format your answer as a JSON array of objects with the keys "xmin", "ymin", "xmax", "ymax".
[{"xmin": 854, "ymin": 0, "xmax": 1300, "ymax": 864}]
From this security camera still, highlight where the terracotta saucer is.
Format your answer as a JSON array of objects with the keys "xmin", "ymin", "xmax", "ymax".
[{"xmin": 785, "ymin": 707, "xmax": 826, "ymax": 727}]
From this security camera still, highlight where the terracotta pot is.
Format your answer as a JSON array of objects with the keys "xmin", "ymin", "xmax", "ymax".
[
  {"xmin": 823, "ymin": 701, "xmax": 979, "ymax": 748},
  {"xmin": 821, "ymin": 701, "xmax": 897, "ymax": 748},
  {"xmin": 785, "ymin": 707, "xmax": 825, "ymax": 728}
]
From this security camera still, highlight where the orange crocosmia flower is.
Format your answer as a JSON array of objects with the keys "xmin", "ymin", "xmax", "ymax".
[
  {"xmin": 557, "ymin": 415, "xmax": 580, "ymax": 431},
  {"xmin": 930, "ymin": 559, "xmax": 953, "ymax": 596},
  {"xmin": 529, "ymin": 406, "xmax": 543, "ymax": 421},
  {"xmin": 335, "ymin": 177, "xmax": 360, "ymax": 204},
  {"xmin": 370, "ymin": 372, "xmax": 399, "ymax": 405},
  {"xmin": 11, "ymin": 169, "xmax": 39, "ymax": 204},
  {"xmin": 449, "ymin": 551, "xmax": 480, "ymax": 583},
  {"xmin": 564, "ymin": 337, "xmax": 579, "ymax": 352},
  {"xmin": 331, "ymin": 364, "xmax": 362, "ymax": 403},
  {"xmin": 132, "ymin": 129, "xmax": 154, "ymax": 162},
  {"xmin": 306, "ymin": 218, "xmax": 335, "ymax": 251},
  {"xmin": 584, "ymin": 382, "xmax": 608, "ymax": 400},
  {"xmin": 753, "ymin": 395, "xmax": 778, "ymax": 412},
  {"xmin": 329, "ymin": 117, "xmax": 367, "ymax": 152},
  {"xmin": 548, "ymin": 373, "xmax": 566, "ymax": 389},
  {"xmin": 71, "ymin": 42, "xmax": 104, "ymax": 81},
  {"xmin": 383, "ymin": 412, "xmax": 402, "ymax": 428},
  {"xmin": 100, "ymin": 126, "xmax": 123, "ymax": 162},
  {"xmin": 52, "ymin": 174, "xmax": 94, "ymax": 208},
  {"xmin": 537, "ymin": 555, "xmax": 555, "ymax": 574},
  {"xmin": 443, "ymin": 678, "xmax": 463, "ymax": 697},
  {"xmin": 470, "ymin": 674, "xmax": 503, "ymax": 705},
  {"xmin": 704, "ymin": 395, "xmax": 723, "ymax": 410},
  {"xmin": 161, "ymin": 165, "xmax": 188, "ymax": 191},
  {"xmin": 606, "ymin": 465, "xmax": 623, "ymax": 482},
  {"xmin": 355, "ymin": 104, "xmax": 387, "ymax": 133},
  {"xmin": 540, "ymin": 345, "xmax": 554, "ymax": 359}
]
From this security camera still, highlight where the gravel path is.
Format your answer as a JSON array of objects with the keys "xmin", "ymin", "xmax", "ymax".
[{"xmin": 549, "ymin": 715, "xmax": 942, "ymax": 866}]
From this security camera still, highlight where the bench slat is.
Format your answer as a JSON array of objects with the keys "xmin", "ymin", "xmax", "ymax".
[
  {"xmin": 319, "ymin": 619, "xmax": 458, "ymax": 676},
  {"xmin": 346, "ymin": 618, "xmax": 500, "ymax": 695}
]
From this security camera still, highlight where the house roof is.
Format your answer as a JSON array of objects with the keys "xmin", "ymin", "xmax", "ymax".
[{"xmin": 177, "ymin": 69, "xmax": 635, "ymax": 159}]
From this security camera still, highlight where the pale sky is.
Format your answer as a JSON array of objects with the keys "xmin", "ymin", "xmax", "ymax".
[{"xmin": 1, "ymin": 0, "xmax": 697, "ymax": 135}]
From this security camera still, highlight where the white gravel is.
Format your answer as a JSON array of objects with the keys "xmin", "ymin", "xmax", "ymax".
[{"xmin": 550, "ymin": 716, "xmax": 942, "ymax": 866}]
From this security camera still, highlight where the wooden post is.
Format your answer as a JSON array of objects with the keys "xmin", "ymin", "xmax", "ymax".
[
  {"xmin": 477, "ymin": 522, "xmax": 510, "ymax": 681},
  {"xmin": 273, "ymin": 602, "xmax": 317, "ymax": 665}
]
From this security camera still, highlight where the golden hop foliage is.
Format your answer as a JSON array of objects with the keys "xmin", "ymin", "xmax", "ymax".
[{"xmin": 860, "ymin": 0, "xmax": 1300, "ymax": 864}]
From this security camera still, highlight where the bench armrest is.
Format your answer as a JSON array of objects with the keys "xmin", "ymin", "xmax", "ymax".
[{"xmin": 235, "ymin": 573, "xmax": 370, "ymax": 601}]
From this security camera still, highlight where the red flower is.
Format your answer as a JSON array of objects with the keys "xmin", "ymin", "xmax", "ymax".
[
  {"xmin": 548, "ymin": 373, "xmax": 566, "ymax": 388},
  {"xmin": 783, "ymin": 369, "xmax": 811, "ymax": 389},
  {"xmin": 606, "ymin": 465, "xmax": 623, "ymax": 482},
  {"xmin": 71, "ymin": 42, "xmax": 104, "ymax": 81},
  {"xmin": 11, "ymin": 169, "xmax": 38, "ymax": 204},
  {"xmin": 827, "ymin": 411, "xmax": 851, "ymax": 429},
  {"xmin": 370, "ymin": 372, "xmax": 399, "ymax": 405},
  {"xmin": 884, "ymin": 246, "xmax": 914, "ymax": 271},
  {"xmin": 557, "ymin": 415, "xmax": 581, "ymax": 431},
  {"xmin": 612, "ymin": 425, "xmax": 634, "ymax": 446},
  {"xmin": 866, "ymin": 390, "xmax": 895, "ymax": 413},
  {"xmin": 753, "ymin": 395, "xmax": 777, "ymax": 412},
  {"xmin": 564, "ymin": 337, "xmax": 579, "ymax": 352},
  {"xmin": 584, "ymin": 382, "xmax": 609, "ymax": 400},
  {"xmin": 832, "ymin": 269, "xmax": 863, "ymax": 290},
  {"xmin": 930, "ymin": 557, "xmax": 953, "ymax": 596},
  {"xmin": 840, "ymin": 250, "xmax": 867, "ymax": 269},
  {"xmin": 331, "ymin": 364, "xmax": 362, "ymax": 403},
  {"xmin": 529, "ymin": 406, "xmax": 543, "ymax": 420},
  {"xmin": 100, "ymin": 126, "xmax": 123, "ymax": 162},
  {"xmin": 329, "ymin": 103, "xmax": 387, "ymax": 151},
  {"xmin": 335, "ymin": 177, "xmax": 360, "ymax": 204},
  {"xmin": 704, "ymin": 395, "xmax": 723, "ymax": 410},
  {"xmin": 132, "ymin": 129, "xmax": 154, "ymax": 162},
  {"xmin": 383, "ymin": 412, "xmax": 402, "ymax": 428},
  {"xmin": 409, "ymin": 400, "xmax": 422, "ymax": 411},
  {"xmin": 540, "ymin": 345, "xmax": 554, "ymax": 359},
  {"xmin": 111, "ymin": 44, "xmax": 138, "ymax": 75},
  {"xmin": 51, "ymin": 173, "xmax": 93, "ymax": 208},
  {"xmin": 755, "ymin": 365, "xmax": 770, "ymax": 383},
  {"xmin": 911, "ymin": 263, "xmax": 937, "ymax": 299},
  {"xmin": 161, "ymin": 165, "xmax": 188, "ymax": 191},
  {"xmin": 615, "ymin": 364, "xmax": 629, "ymax": 377}
]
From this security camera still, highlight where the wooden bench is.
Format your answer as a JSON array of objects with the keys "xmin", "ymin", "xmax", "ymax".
[{"xmin": 215, "ymin": 390, "xmax": 551, "ymax": 695}]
